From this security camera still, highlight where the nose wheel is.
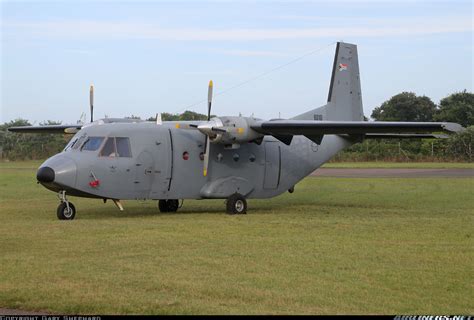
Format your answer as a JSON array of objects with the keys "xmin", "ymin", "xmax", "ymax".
[
  {"xmin": 226, "ymin": 193, "xmax": 247, "ymax": 214},
  {"xmin": 57, "ymin": 190, "xmax": 76, "ymax": 220}
]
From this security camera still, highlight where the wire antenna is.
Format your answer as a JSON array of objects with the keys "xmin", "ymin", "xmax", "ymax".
[{"xmin": 177, "ymin": 41, "xmax": 336, "ymax": 113}]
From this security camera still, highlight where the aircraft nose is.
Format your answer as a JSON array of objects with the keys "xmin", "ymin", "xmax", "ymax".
[
  {"xmin": 37, "ymin": 166, "xmax": 55, "ymax": 183},
  {"xmin": 37, "ymin": 155, "xmax": 77, "ymax": 188}
]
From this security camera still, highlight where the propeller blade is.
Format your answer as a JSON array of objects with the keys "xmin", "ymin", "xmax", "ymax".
[
  {"xmin": 211, "ymin": 127, "xmax": 227, "ymax": 133},
  {"xmin": 90, "ymin": 84, "xmax": 94, "ymax": 122},
  {"xmin": 175, "ymin": 123, "xmax": 199, "ymax": 130},
  {"xmin": 203, "ymin": 135, "xmax": 210, "ymax": 177},
  {"xmin": 207, "ymin": 80, "xmax": 213, "ymax": 121}
]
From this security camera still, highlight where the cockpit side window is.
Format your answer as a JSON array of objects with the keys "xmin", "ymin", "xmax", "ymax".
[
  {"xmin": 81, "ymin": 137, "xmax": 104, "ymax": 152},
  {"xmin": 116, "ymin": 137, "xmax": 132, "ymax": 157},
  {"xmin": 99, "ymin": 137, "xmax": 132, "ymax": 157},
  {"xmin": 99, "ymin": 137, "xmax": 116, "ymax": 157}
]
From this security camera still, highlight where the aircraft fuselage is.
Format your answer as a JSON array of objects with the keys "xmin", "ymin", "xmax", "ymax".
[{"xmin": 39, "ymin": 121, "xmax": 351, "ymax": 201}]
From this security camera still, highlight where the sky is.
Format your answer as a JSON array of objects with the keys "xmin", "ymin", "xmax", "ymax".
[{"xmin": 1, "ymin": 0, "xmax": 473, "ymax": 124}]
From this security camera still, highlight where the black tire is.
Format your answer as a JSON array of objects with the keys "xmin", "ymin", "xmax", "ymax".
[
  {"xmin": 158, "ymin": 200, "xmax": 169, "ymax": 212},
  {"xmin": 226, "ymin": 193, "xmax": 247, "ymax": 215},
  {"xmin": 158, "ymin": 200, "xmax": 179, "ymax": 213},
  {"xmin": 57, "ymin": 202, "xmax": 76, "ymax": 220},
  {"xmin": 167, "ymin": 200, "xmax": 179, "ymax": 212}
]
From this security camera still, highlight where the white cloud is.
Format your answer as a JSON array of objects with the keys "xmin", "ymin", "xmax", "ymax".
[{"xmin": 3, "ymin": 15, "xmax": 472, "ymax": 41}]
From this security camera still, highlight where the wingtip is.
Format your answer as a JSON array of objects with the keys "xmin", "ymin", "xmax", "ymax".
[{"xmin": 442, "ymin": 122, "xmax": 464, "ymax": 133}]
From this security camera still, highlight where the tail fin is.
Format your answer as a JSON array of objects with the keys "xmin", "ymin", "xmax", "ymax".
[{"xmin": 294, "ymin": 41, "xmax": 364, "ymax": 121}]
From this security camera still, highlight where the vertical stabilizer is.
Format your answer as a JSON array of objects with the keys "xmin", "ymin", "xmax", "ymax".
[
  {"xmin": 326, "ymin": 42, "xmax": 363, "ymax": 121},
  {"xmin": 293, "ymin": 42, "xmax": 364, "ymax": 121}
]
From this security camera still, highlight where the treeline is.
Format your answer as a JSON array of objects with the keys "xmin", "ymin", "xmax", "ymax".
[
  {"xmin": 1, "ymin": 91, "xmax": 472, "ymax": 161},
  {"xmin": 335, "ymin": 90, "xmax": 473, "ymax": 162}
]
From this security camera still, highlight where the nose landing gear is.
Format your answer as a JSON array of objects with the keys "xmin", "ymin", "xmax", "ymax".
[
  {"xmin": 57, "ymin": 190, "xmax": 76, "ymax": 220},
  {"xmin": 226, "ymin": 193, "xmax": 247, "ymax": 215}
]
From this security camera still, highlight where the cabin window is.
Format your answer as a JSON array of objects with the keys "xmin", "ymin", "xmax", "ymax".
[
  {"xmin": 99, "ymin": 137, "xmax": 132, "ymax": 157},
  {"xmin": 81, "ymin": 137, "xmax": 104, "ymax": 151}
]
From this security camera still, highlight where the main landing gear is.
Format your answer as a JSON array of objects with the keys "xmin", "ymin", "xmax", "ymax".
[
  {"xmin": 226, "ymin": 193, "xmax": 247, "ymax": 215},
  {"xmin": 158, "ymin": 199, "xmax": 180, "ymax": 213},
  {"xmin": 57, "ymin": 190, "xmax": 76, "ymax": 220}
]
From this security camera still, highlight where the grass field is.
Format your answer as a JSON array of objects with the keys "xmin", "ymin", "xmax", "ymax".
[{"xmin": 0, "ymin": 162, "xmax": 473, "ymax": 314}]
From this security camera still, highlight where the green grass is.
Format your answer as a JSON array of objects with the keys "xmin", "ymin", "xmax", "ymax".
[
  {"xmin": 0, "ymin": 163, "xmax": 473, "ymax": 314},
  {"xmin": 323, "ymin": 161, "xmax": 474, "ymax": 169}
]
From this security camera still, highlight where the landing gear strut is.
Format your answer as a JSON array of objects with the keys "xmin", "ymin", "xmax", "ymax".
[
  {"xmin": 57, "ymin": 190, "xmax": 76, "ymax": 220},
  {"xmin": 226, "ymin": 193, "xmax": 247, "ymax": 215},
  {"xmin": 158, "ymin": 199, "xmax": 180, "ymax": 213}
]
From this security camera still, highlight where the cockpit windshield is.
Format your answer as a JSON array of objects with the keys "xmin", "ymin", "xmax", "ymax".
[
  {"xmin": 81, "ymin": 137, "xmax": 105, "ymax": 151},
  {"xmin": 64, "ymin": 135, "xmax": 105, "ymax": 153},
  {"xmin": 72, "ymin": 135, "xmax": 87, "ymax": 150}
]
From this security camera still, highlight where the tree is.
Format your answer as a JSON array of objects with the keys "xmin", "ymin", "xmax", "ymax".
[
  {"xmin": 1, "ymin": 119, "xmax": 69, "ymax": 160},
  {"xmin": 147, "ymin": 110, "xmax": 210, "ymax": 122},
  {"xmin": 434, "ymin": 90, "xmax": 474, "ymax": 128},
  {"xmin": 371, "ymin": 92, "xmax": 437, "ymax": 121},
  {"xmin": 445, "ymin": 125, "xmax": 473, "ymax": 161}
]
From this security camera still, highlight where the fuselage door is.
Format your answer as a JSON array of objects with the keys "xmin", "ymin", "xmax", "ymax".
[
  {"xmin": 263, "ymin": 141, "xmax": 281, "ymax": 189},
  {"xmin": 134, "ymin": 150, "xmax": 154, "ymax": 199}
]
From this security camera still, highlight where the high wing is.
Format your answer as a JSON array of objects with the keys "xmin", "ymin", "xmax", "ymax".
[
  {"xmin": 251, "ymin": 120, "xmax": 463, "ymax": 144},
  {"xmin": 7, "ymin": 124, "xmax": 83, "ymax": 134}
]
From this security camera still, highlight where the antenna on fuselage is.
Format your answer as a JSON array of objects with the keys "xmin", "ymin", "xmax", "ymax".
[
  {"xmin": 156, "ymin": 113, "xmax": 162, "ymax": 125},
  {"xmin": 90, "ymin": 84, "xmax": 94, "ymax": 122}
]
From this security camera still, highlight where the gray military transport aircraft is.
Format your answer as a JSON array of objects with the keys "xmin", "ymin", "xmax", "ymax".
[{"xmin": 9, "ymin": 42, "xmax": 463, "ymax": 219}]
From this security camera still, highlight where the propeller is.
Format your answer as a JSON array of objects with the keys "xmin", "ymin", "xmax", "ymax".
[
  {"xmin": 203, "ymin": 80, "xmax": 213, "ymax": 176},
  {"xmin": 90, "ymin": 84, "xmax": 94, "ymax": 122}
]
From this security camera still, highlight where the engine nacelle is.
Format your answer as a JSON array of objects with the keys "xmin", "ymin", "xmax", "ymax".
[{"xmin": 208, "ymin": 116, "xmax": 264, "ymax": 145}]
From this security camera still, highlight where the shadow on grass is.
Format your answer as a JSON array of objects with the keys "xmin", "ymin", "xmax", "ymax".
[{"xmin": 73, "ymin": 193, "xmax": 380, "ymax": 220}]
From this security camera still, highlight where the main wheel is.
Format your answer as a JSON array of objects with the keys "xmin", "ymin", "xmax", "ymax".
[
  {"xmin": 167, "ymin": 200, "xmax": 179, "ymax": 212},
  {"xmin": 158, "ymin": 200, "xmax": 169, "ymax": 212},
  {"xmin": 57, "ymin": 202, "xmax": 76, "ymax": 220},
  {"xmin": 226, "ymin": 193, "xmax": 247, "ymax": 215},
  {"xmin": 158, "ymin": 200, "xmax": 179, "ymax": 213}
]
